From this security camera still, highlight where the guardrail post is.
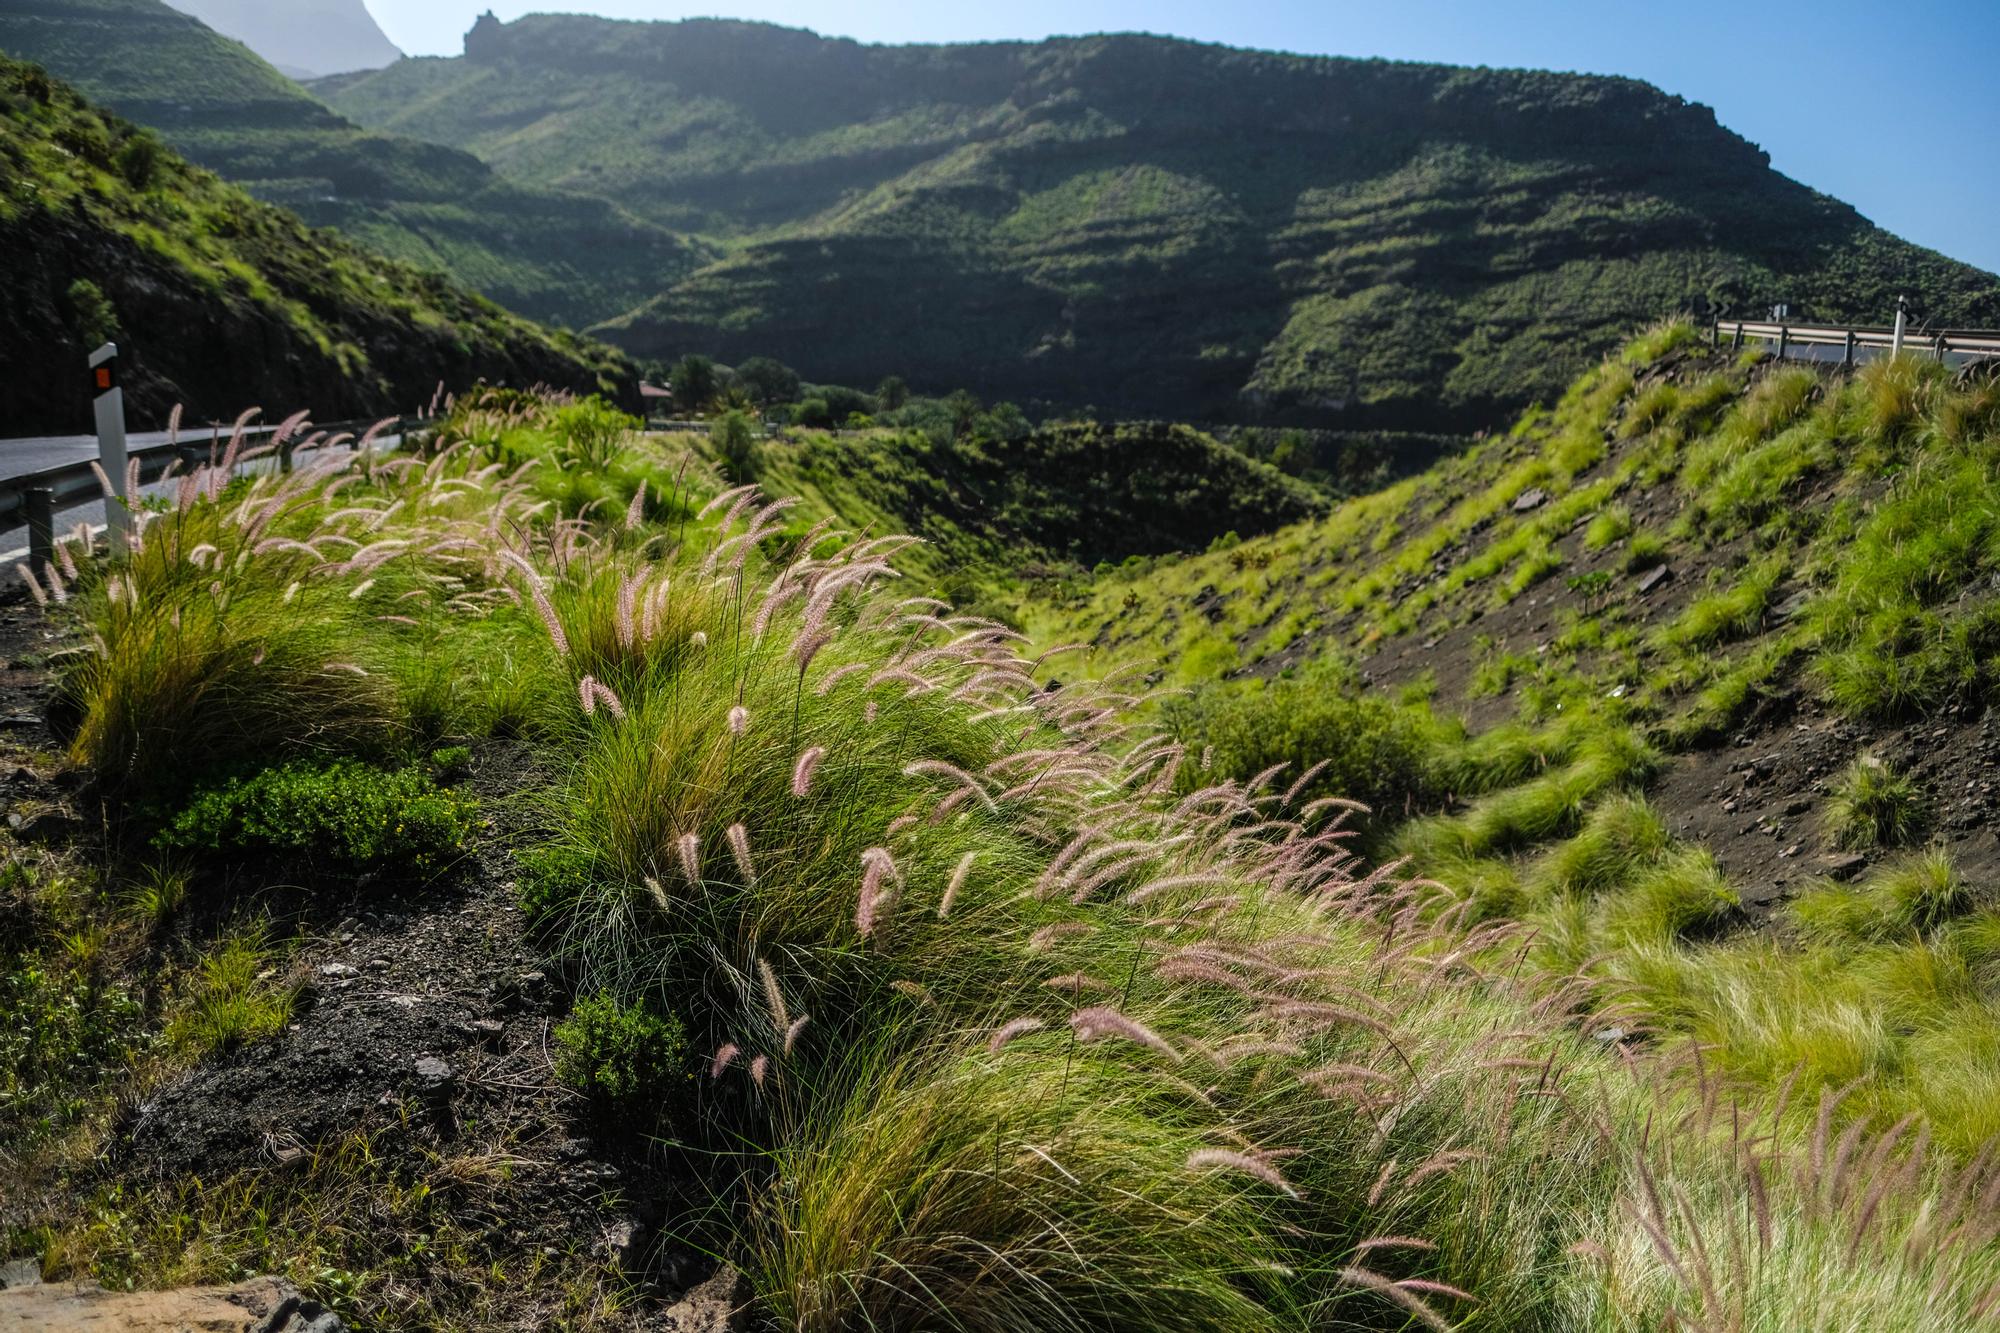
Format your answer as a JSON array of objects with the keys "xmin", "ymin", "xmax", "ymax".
[
  {"xmin": 1731, "ymin": 324, "xmax": 1743, "ymax": 351},
  {"xmin": 279, "ymin": 436, "xmax": 297, "ymax": 474},
  {"xmin": 1844, "ymin": 330, "xmax": 1856, "ymax": 367},
  {"xmin": 88, "ymin": 343, "xmax": 131, "ymax": 550},
  {"xmin": 25, "ymin": 488, "xmax": 55, "ymax": 575},
  {"xmin": 1776, "ymin": 326, "xmax": 1789, "ymax": 361},
  {"xmin": 1892, "ymin": 296, "xmax": 1908, "ymax": 358}
]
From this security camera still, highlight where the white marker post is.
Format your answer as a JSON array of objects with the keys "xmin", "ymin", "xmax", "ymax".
[
  {"xmin": 88, "ymin": 342, "xmax": 130, "ymax": 549},
  {"xmin": 1891, "ymin": 296, "xmax": 1908, "ymax": 360}
]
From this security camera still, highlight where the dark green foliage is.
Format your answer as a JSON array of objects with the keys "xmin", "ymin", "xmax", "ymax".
[
  {"xmin": 793, "ymin": 396, "xmax": 833, "ymax": 430},
  {"xmin": 64, "ymin": 277, "xmax": 118, "ymax": 346},
  {"xmin": 734, "ymin": 356, "xmax": 800, "ymax": 405},
  {"xmin": 670, "ymin": 355, "xmax": 719, "ymax": 412},
  {"xmin": 758, "ymin": 420, "xmax": 1323, "ymax": 573},
  {"xmin": 157, "ymin": 760, "xmax": 479, "ymax": 876},
  {"xmin": 111, "ymin": 127, "xmax": 159, "ymax": 188},
  {"xmin": 0, "ymin": 960, "xmax": 143, "ymax": 1148},
  {"xmin": 875, "ymin": 374, "xmax": 909, "ymax": 411},
  {"xmin": 552, "ymin": 992, "xmax": 692, "ymax": 1129},
  {"xmin": 320, "ymin": 14, "xmax": 1998, "ymax": 428},
  {"xmin": 1167, "ymin": 664, "xmax": 1451, "ymax": 824},
  {"xmin": 0, "ymin": 0, "xmax": 702, "ymax": 329},
  {"xmin": 516, "ymin": 842, "xmax": 601, "ymax": 925},
  {"xmin": 711, "ymin": 410, "xmax": 759, "ymax": 482},
  {"xmin": 0, "ymin": 55, "xmax": 638, "ymax": 433}
]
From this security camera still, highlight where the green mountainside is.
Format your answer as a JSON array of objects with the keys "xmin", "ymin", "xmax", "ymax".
[
  {"xmin": 0, "ymin": 55, "xmax": 635, "ymax": 433},
  {"xmin": 1020, "ymin": 327, "xmax": 2000, "ymax": 1145},
  {"xmin": 320, "ymin": 16, "xmax": 2000, "ymax": 428},
  {"xmin": 0, "ymin": 0, "xmax": 708, "ymax": 328}
]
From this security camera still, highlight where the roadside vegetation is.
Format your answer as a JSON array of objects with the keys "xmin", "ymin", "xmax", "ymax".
[
  {"xmin": 1062, "ymin": 324, "xmax": 2000, "ymax": 1168},
  {"xmin": 11, "ymin": 382, "xmax": 2000, "ymax": 1329}
]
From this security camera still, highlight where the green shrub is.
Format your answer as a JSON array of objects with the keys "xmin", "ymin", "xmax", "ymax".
[
  {"xmin": 712, "ymin": 409, "xmax": 759, "ymax": 482},
  {"xmin": 553, "ymin": 992, "xmax": 692, "ymax": 1128},
  {"xmin": 1167, "ymin": 666, "xmax": 1449, "ymax": 821},
  {"xmin": 157, "ymin": 760, "xmax": 478, "ymax": 875},
  {"xmin": 1823, "ymin": 752, "xmax": 1926, "ymax": 850},
  {"xmin": 0, "ymin": 959, "xmax": 143, "ymax": 1145},
  {"xmin": 517, "ymin": 842, "xmax": 602, "ymax": 924}
]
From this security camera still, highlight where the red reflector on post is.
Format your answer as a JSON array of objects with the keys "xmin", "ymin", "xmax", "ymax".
[{"xmin": 95, "ymin": 368, "xmax": 111, "ymax": 390}]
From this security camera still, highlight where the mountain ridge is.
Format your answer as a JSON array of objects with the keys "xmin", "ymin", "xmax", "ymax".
[{"xmin": 322, "ymin": 14, "xmax": 2000, "ymax": 429}]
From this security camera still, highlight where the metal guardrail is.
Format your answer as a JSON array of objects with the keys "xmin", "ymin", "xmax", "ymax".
[
  {"xmin": 1715, "ymin": 319, "xmax": 2000, "ymax": 368},
  {"xmin": 1, "ymin": 416, "xmax": 414, "ymax": 567}
]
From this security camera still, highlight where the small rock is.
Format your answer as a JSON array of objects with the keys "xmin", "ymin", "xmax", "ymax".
[
  {"xmin": 0, "ymin": 1257, "xmax": 41, "ymax": 1289},
  {"xmin": 1635, "ymin": 564, "xmax": 1673, "ymax": 594},
  {"xmin": 1820, "ymin": 853, "xmax": 1868, "ymax": 881},
  {"xmin": 1591, "ymin": 1026, "xmax": 1627, "ymax": 1044},
  {"xmin": 658, "ymin": 1265, "xmax": 753, "ymax": 1333},
  {"xmin": 1512, "ymin": 487, "xmax": 1548, "ymax": 513},
  {"xmin": 1781, "ymin": 844, "xmax": 1800, "ymax": 857},
  {"xmin": 414, "ymin": 1056, "xmax": 454, "ymax": 1088},
  {"xmin": 1783, "ymin": 798, "xmax": 1812, "ymax": 817},
  {"xmin": 365, "ymin": 958, "xmax": 390, "ymax": 972},
  {"xmin": 318, "ymin": 963, "xmax": 360, "ymax": 979},
  {"xmin": 6, "ymin": 809, "xmax": 79, "ymax": 842},
  {"xmin": 1720, "ymin": 798, "xmax": 1738, "ymax": 813}
]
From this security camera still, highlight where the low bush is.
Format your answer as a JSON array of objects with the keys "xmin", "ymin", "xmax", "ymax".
[
  {"xmin": 1165, "ymin": 665, "xmax": 1453, "ymax": 823},
  {"xmin": 157, "ymin": 760, "xmax": 478, "ymax": 876},
  {"xmin": 553, "ymin": 992, "xmax": 692, "ymax": 1130}
]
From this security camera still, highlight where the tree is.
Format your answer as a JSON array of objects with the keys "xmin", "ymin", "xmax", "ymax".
[
  {"xmin": 875, "ymin": 374, "xmax": 909, "ymax": 412},
  {"xmin": 711, "ymin": 410, "xmax": 758, "ymax": 482},
  {"xmin": 944, "ymin": 389, "xmax": 982, "ymax": 438},
  {"xmin": 670, "ymin": 355, "xmax": 718, "ymax": 414},
  {"xmin": 794, "ymin": 397, "xmax": 833, "ymax": 429},
  {"xmin": 115, "ymin": 132, "xmax": 163, "ymax": 191},
  {"xmin": 735, "ymin": 356, "xmax": 800, "ymax": 406}
]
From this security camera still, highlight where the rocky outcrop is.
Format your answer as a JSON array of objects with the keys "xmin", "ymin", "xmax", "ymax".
[{"xmin": 0, "ymin": 1272, "xmax": 346, "ymax": 1333}]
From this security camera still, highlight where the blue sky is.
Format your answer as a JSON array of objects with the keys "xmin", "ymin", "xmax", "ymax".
[{"xmin": 363, "ymin": 0, "xmax": 2000, "ymax": 278}]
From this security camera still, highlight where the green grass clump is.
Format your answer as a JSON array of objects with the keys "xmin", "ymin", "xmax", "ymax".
[
  {"xmin": 156, "ymin": 760, "xmax": 479, "ymax": 876},
  {"xmin": 1823, "ymin": 752, "xmax": 1926, "ymax": 850},
  {"xmin": 1790, "ymin": 847, "xmax": 1968, "ymax": 943},
  {"xmin": 1656, "ymin": 555, "xmax": 1786, "ymax": 651},
  {"xmin": 1532, "ymin": 792, "xmax": 1670, "ymax": 898},
  {"xmin": 553, "ymin": 992, "xmax": 693, "ymax": 1130},
  {"xmin": 1583, "ymin": 503, "xmax": 1634, "ymax": 550},
  {"xmin": 164, "ymin": 929, "xmax": 291, "ymax": 1056}
]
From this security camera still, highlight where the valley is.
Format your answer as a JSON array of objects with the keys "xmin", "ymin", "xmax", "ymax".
[{"xmin": 6, "ymin": 4, "xmax": 2000, "ymax": 1330}]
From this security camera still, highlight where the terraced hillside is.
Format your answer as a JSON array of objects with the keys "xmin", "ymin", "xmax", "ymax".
[
  {"xmin": 323, "ymin": 16, "xmax": 2000, "ymax": 426},
  {"xmin": 0, "ymin": 56, "xmax": 635, "ymax": 433},
  {"xmin": 1038, "ymin": 326, "xmax": 2000, "ymax": 1144},
  {"xmin": 0, "ymin": 0, "xmax": 706, "ymax": 327}
]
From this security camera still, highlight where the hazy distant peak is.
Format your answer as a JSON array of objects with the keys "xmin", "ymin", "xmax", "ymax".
[{"xmin": 163, "ymin": 0, "xmax": 402, "ymax": 79}]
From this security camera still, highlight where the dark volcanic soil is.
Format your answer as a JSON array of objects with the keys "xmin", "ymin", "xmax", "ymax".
[{"xmin": 0, "ymin": 588, "xmax": 735, "ymax": 1332}]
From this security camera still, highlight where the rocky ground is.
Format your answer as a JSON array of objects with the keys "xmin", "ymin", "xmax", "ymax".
[{"xmin": 0, "ymin": 590, "xmax": 746, "ymax": 1332}]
